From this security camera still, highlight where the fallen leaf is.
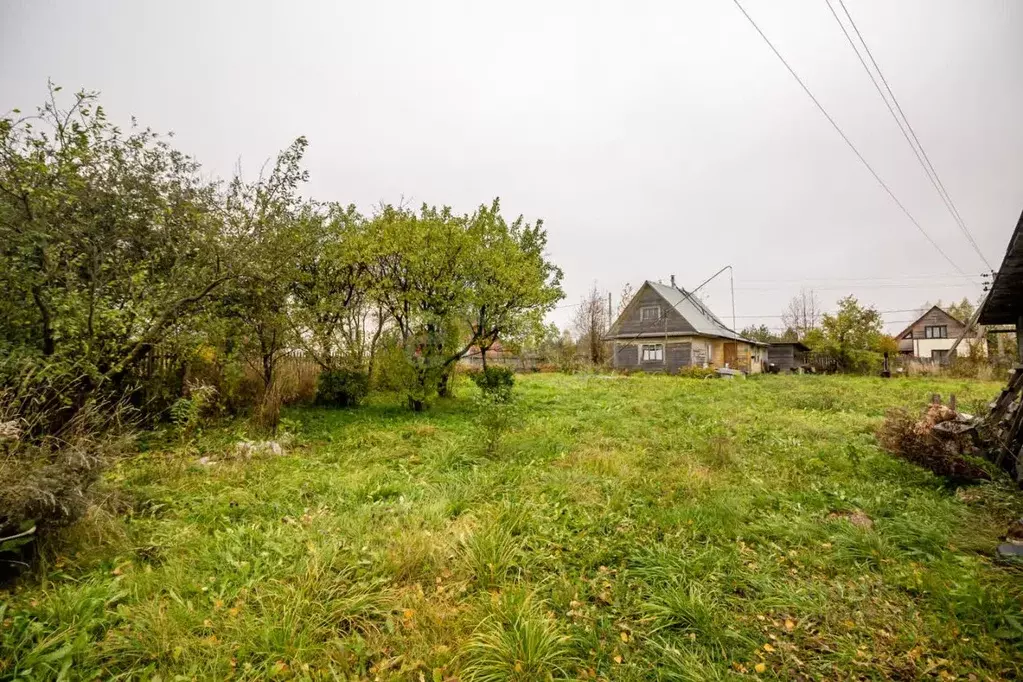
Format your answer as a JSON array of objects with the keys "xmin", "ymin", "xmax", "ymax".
[
  {"xmin": 620, "ymin": 631, "xmax": 629, "ymax": 642},
  {"xmin": 763, "ymin": 643, "xmax": 775, "ymax": 652},
  {"xmin": 784, "ymin": 619, "xmax": 795, "ymax": 632},
  {"xmin": 755, "ymin": 662, "xmax": 767, "ymax": 674},
  {"xmin": 613, "ymin": 655, "xmax": 623, "ymax": 664}
]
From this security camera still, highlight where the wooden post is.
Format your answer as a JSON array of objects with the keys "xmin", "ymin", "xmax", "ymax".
[{"xmin": 1017, "ymin": 316, "xmax": 1023, "ymax": 362}]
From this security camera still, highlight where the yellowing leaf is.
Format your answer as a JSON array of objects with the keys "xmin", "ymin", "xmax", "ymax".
[
  {"xmin": 514, "ymin": 661, "xmax": 523, "ymax": 673},
  {"xmin": 755, "ymin": 663, "xmax": 767, "ymax": 673},
  {"xmin": 613, "ymin": 655, "xmax": 623, "ymax": 664},
  {"xmin": 620, "ymin": 631, "xmax": 629, "ymax": 642},
  {"xmin": 784, "ymin": 619, "xmax": 795, "ymax": 632},
  {"xmin": 763, "ymin": 643, "xmax": 775, "ymax": 652}
]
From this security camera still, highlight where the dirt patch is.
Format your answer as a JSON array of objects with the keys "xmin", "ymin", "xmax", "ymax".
[{"xmin": 828, "ymin": 510, "xmax": 874, "ymax": 529}]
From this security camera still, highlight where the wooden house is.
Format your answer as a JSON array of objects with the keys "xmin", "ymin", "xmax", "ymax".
[
  {"xmin": 767, "ymin": 341, "xmax": 810, "ymax": 373},
  {"xmin": 606, "ymin": 280, "xmax": 766, "ymax": 373},
  {"xmin": 895, "ymin": 305, "xmax": 984, "ymax": 362}
]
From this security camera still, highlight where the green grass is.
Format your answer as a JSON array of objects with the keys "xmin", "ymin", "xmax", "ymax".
[{"xmin": 4, "ymin": 373, "xmax": 1023, "ymax": 680}]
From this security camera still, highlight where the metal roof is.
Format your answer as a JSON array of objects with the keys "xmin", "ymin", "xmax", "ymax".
[
  {"xmin": 769, "ymin": 341, "xmax": 811, "ymax": 352},
  {"xmin": 978, "ymin": 209, "xmax": 1023, "ymax": 325},
  {"xmin": 645, "ymin": 280, "xmax": 764, "ymax": 344}
]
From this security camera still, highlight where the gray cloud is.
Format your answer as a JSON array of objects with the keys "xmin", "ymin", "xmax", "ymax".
[{"xmin": 3, "ymin": 0, "xmax": 1020, "ymax": 332}]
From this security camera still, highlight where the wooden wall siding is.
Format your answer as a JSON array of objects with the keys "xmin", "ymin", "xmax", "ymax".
[
  {"xmin": 666, "ymin": 342, "xmax": 692, "ymax": 372},
  {"xmin": 767, "ymin": 345, "xmax": 804, "ymax": 372},
  {"xmin": 615, "ymin": 343, "xmax": 638, "ymax": 368},
  {"xmin": 614, "ymin": 337, "xmax": 763, "ymax": 373},
  {"xmin": 613, "ymin": 285, "xmax": 696, "ymax": 336},
  {"xmin": 902, "ymin": 308, "xmax": 965, "ymax": 340}
]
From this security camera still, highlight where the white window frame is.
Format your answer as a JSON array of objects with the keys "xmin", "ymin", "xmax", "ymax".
[
  {"xmin": 641, "ymin": 343, "xmax": 664, "ymax": 362},
  {"xmin": 639, "ymin": 305, "xmax": 662, "ymax": 322}
]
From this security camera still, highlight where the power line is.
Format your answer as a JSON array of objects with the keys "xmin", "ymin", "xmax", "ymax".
[
  {"xmin": 733, "ymin": 272, "xmax": 982, "ymax": 283},
  {"xmin": 731, "ymin": 281, "xmax": 983, "ymax": 292},
  {"xmin": 729, "ymin": 0, "xmax": 968, "ymax": 276},
  {"xmin": 825, "ymin": 0, "xmax": 994, "ymax": 271},
  {"xmin": 732, "ymin": 307, "xmax": 921, "ymax": 320}
]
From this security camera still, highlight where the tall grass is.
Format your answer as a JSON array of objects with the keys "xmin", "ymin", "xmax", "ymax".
[{"xmin": 3, "ymin": 373, "xmax": 1022, "ymax": 679}]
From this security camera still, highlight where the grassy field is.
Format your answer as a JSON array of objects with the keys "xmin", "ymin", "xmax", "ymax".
[{"xmin": 4, "ymin": 373, "xmax": 1023, "ymax": 680}]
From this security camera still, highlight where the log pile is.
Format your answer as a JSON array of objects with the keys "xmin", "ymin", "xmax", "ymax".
[{"xmin": 980, "ymin": 366, "xmax": 1023, "ymax": 483}]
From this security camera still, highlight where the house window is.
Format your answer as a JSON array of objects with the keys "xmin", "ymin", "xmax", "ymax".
[
  {"xmin": 932, "ymin": 349, "xmax": 950, "ymax": 363},
  {"xmin": 640, "ymin": 306, "xmax": 662, "ymax": 322},
  {"xmin": 641, "ymin": 344, "xmax": 663, "ymax": 362},
  {"xmin": 904, "ymin": 330, "xmax": 912, "ymax": 340},
  {"xmin": 924, "ymin": 325, "xmax": 947, "ymax": 339}
]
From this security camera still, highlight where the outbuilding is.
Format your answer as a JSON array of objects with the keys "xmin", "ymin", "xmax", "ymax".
[{"xmin": 767, "ymin": 341, "xmax": 811, "ymax": 373}]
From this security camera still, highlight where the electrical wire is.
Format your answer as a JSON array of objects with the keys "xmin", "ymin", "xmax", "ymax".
[
  {"xmin": 730, "ymin": 0, "xmax": 968, "ymax": 275},
  {"xmin": 825, "ymin": 0, "xmax": 994, "ymax": 271}
]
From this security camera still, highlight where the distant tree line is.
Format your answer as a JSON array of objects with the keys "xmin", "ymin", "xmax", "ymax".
[{"xmin": 0, "ymin": 86, "xmax": 563, "ymax": 426}]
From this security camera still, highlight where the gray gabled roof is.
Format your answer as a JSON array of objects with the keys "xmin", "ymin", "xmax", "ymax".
[{"xmin": 633, "ymin": 280, "xmax": 763, "ymax": 344}]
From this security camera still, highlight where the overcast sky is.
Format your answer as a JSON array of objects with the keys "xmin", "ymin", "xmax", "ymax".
[{"xmin": 3, "ymin": 0, "xmax": 1021, "ymax": 334}]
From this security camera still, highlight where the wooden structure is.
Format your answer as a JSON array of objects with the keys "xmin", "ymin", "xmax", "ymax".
[
  {"xmin": 767, "ymin": 342, "xmax": 810, "ymax": 373},
  {"xmin": 978, "ymin": 209, "xmax": 1023, "ymax": 358},
  {"xmin": 978, "ymin": 209, "xmax": 1023, "ymax": 481},
  {"xmin": 606, "ymin": 280, "xmax": 766, "ymax": 373}
]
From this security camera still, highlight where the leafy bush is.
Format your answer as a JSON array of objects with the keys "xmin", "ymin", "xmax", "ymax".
[
  {"xmin": 315, "ymin": 369, "xmax": 369, "ymax": 408},
  {"xmin": 469, "ymin": 366, "xmax": 515, "ymax": 402}
]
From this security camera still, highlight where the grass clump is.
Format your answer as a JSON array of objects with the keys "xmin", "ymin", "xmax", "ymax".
[
  {"xmin": 459, "ymin": 523, "xmax": 522, "ymax": 588},
  {"xmin": 461, "ymin": 592, "xmax": 572, "ymax": 682}
]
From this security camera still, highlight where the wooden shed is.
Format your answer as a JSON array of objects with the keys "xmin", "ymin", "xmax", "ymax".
[{"xmin": 767, "ymin": 342, "xmax": 810, "ymax": 373}]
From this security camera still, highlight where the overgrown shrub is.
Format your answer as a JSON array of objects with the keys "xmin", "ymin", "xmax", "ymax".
[
  {"xmin": 315, "ymin": 369, "xmax": 369, "ymax": 407},
  {"xmin": 469, "ymin": 366, "xmax": 515, "ymax": 402},
  {"xmin": 877, "ymin": 407, "xmax": 991, "ymax": 480},
  {"xmin": 252, "ymin": 379, "xmax": 285, "ymax": 435},
  {"xmin": 676, "ymin": 366, "xmax": 717, "ymax": 379},
  {"xmin": 0, "ymin": 392, "xmax": 136, "ymax": 568},
  {"xmin": 472, "ymin": 391, "xmax": 519, "ymax": 457},
  {"xmin": 169, "ymin": 382, "xmax": 218, "ymax": 442}
]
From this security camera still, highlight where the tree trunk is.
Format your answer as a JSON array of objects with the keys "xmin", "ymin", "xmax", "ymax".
[
  {"xmin": 437, "ymin": 368, "xmax": 452, "ymax": 398},
  {"xmin": 481, "ymin": 346, "xmax": 488, "ymax": 371}
]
